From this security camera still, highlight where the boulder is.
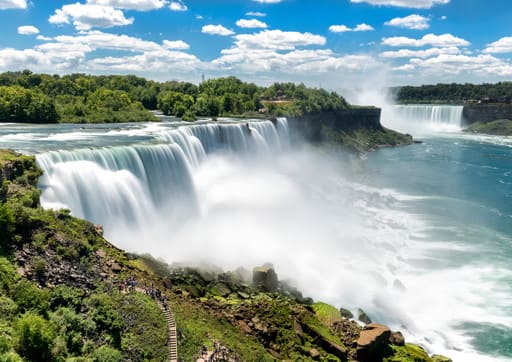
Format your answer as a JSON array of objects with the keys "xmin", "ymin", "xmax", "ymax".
[
  {"xmin": 389, "ymin": 331, "xmax": 405, "ymax": 346},
  {"xmin": 357, "ymin": 308, "xmax": 372, "ymax": 324},
  {"xmin": 339, "ymin": 307, "xmax": 354, "ymax": 319},
  {"xmin": 309, "ymin": 348, "xmax": 321, "ymax": 359},
  {"xmin": 356, "ymin": 323, "xmax": 391, "ymax": 362},
  {"xmin": 252, "ymin": 265, "xmax": 278, "ymax": 292}
]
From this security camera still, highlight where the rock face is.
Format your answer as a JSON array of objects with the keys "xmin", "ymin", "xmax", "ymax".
[
  {"xmin": 462, "ymin": 104, "xmax": 512, "ymax": 125},
  {"xmin": 339, "ymin": 307, "xmax": 353, "ymax": 319},
  {"xmin": 389, "ymin": 331, "xmax": 405, "ymax": 346},
  {"xmin": 252, "ymin": 265, "xmax": 278, "ymax": 292},
  {"xmin": 356, "ymin": 323, "xmax": 391, "ymax": 362},
  {"xmin": 357, "ymin": 308, "xmax": 372, "ymax": 325}
]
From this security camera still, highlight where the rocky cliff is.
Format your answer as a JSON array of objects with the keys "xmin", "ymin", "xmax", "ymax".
[
  {"xmin": 462, "ymin": 103, "xmax": 512, "ymax": 125},
  {"xmin": 287, "ymin": 108, "xmax": 413, "ymax": 153}
]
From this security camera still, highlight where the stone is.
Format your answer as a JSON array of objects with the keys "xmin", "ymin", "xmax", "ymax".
[
  {"xmin": 94, "ymin": 224, "xmax": 104, "ymax": 236},
  {"xmin": 293, "ymin": 319, "xmax": 304, "ymax": 339},
  {"xmin": 340, "ymin": 307, "xmax": 354, "ymax": 319},
  {"xmin": 357, "ymin": 308, "xmax": 372, "ymax": 325},
  {"xmin": 309, "ymin": 348, "xmax": 321, "ymax": 359},
  {"xmin": 356, "ymin": 323, "xmax": 391, "ymax": 362},
  {"xmin": 238, "ymin": 320, "xmax": 252, "ymax": 334},
  {"xmin": 110, "ymin": 262, "xmax": 122, "ymax": 273},
  {"xmin": 95, "ymin": 249, "xmax": 106, "ymax": 258},
  {"xmin": 389, "ymin": 331, "xmax": 405, "ymax": 346},
  {"xmin": 252, "ymin": 265, "xmax": 278, "ymax": 292}
]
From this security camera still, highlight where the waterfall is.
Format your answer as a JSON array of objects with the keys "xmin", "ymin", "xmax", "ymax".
[
  {"xmin": 382, "ymin": 105, "xmax": 464, "ymax": 135},
  {"xmin": 37, "ymin": 119, "xmax": 289, "ymax": 234}
]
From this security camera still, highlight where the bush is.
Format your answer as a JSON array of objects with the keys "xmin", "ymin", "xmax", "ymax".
[
  {"xmin": 15, "ymin": 312, "xmax": 56, "ymax": 361},
  {"xmin": 91, "ymin": 345, "xmax": 122, "ymax": 362}
]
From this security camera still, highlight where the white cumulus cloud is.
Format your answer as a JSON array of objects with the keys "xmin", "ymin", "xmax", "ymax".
[
  {"xmin": 86, "ymin": 0, "xmax": 166, "ymax": 11},
  {"xmin": 380, "ymin": 46, "xmax": 460, "ymax": 58},
  {"xmin": 202, "ymin": 24, "xmax": 234, "ymax": 36},
  {"xmin": 162, "ymin": 39, "xmax": 190, "ymax": 50},
  {"xmin": 49, "ymin": 3, "xmax": 133, "ymax": 31},
  {"xmin": 382, "ymin": 33, "xmax": 469, "ymax": 47},
  {"xmin": 17, "ymin": 25, "xmax": 39, "ymax": 35},
  {"xmin": 0, "ymin": 0, "xmax": 26, "ymax": 10},
  {"xmin": 169, "ymin": 1, "xmax": 187, "ymax": 11},
  {"xmin": 233, "ymin": 29, "xmax": 325, "ymax": 50},
  {"xmin": 329, "ymin": 23, "xmax": 374, "ymax": 33},
  {"xmin": 484, "ymin": 37, "xmax": 512, "ymax": 54},
  {"xmin": 350, "ymin": 0, "xmax": 449, "ymax": 8},
  {"xmin": 385, "ymin": 14, "xmax": 430, "ymax": 30},
  {"xmin": 236, "ymin": 19, "xmax": 267, "ymax": 29}
]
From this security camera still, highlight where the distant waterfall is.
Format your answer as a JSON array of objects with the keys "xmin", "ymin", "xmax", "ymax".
[
  {"xmin": 382, "ymin": 105, "xmax": 464, "ymax": 134},
  {"xmin": 36, "ymin": 119, "xmax": 289, "ymax": 232}
]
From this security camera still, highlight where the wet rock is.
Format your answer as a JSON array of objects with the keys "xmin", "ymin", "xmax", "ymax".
[
  {"xmin": 389, "ymin": 331, "xmax": 405, "ymax": 346},
  {"xmin": 356, "ymin": 323, "xmax": 391, "ymax": 362},
  {"xmin": 110, "ymin": 262, "xmax": 122, "ymax": 273},
  {"xmin": 210, "ymin": 282, "xmax": 231, "ymax": 297},
  {"xmin": 339, "ymin": 307, "xmax": 353, "ymax": 319},
  {"xmin": 357, "ymin": 308, "xmax": 372, "ymax": 324},
  {"xmin": 252, "ymin": 265, "xmax": 278, "ymax": 292}
]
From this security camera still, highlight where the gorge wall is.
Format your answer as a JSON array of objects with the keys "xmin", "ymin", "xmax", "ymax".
[
  {"xmin": 286, "ymin": 107, "xmax": 383, "ymax": 143},
  {"xmin": 462, "ymin": 104, "xmax": 512, "ymax": 125}
]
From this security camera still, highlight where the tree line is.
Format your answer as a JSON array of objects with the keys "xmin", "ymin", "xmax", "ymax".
[
  {"xmin": 0, "ymin": 70, "xmax": 349, "ymax": 123},
  {"xmin": 392, "ymin": 82, "xmax": 512, "ymax": 104}
]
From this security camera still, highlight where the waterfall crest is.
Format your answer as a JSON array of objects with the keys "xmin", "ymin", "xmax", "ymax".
[{"xmin": 37, "ymin": 119, "xmax": 289, "ymax": 230}]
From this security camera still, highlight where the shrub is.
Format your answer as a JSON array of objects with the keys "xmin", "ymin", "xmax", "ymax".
[{"xmin": 15, "ymin": 312, "xmax": 56, "ymax": 361}]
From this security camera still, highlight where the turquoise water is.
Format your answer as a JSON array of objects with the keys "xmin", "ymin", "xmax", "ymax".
[
  {"xmin": 361, "ymin": 135, "xmax": 512, "ymax": 360},
  {"xmin": 1, "ymin": 117, "xmax": 511, "ymax": 361}
]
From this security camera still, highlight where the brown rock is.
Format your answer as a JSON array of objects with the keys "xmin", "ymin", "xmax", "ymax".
[
  {"xmin": 389, "ymin": 331, "xmax": 405, "ymax": 346},
  {"xmin": 110, "ymin": 262, "xmax": 122, "ymax": 273},
  {"xmin": 356, "ymin": 323, "xmax": 391, "ymax": 362},
  {"xmin": 238, "ymin": 320, "xmax": 252, "ymax": 334},
  {"xmin": 252, "ymin": 265, "xmax": 278, "ymax": 292},
  {"xmin": 293, "ymin": 319, "xmax": 304, "ymax": 339},
  {"xmin": 95, "ymin": 249, "xmax": 106, "ymax": 258},
  {"xmin": 309, "ymin": 348, "xmax": 321, "ymax": 359}
]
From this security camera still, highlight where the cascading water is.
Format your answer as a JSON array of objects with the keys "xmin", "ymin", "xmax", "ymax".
[
  {"xmin": 381, "ymin": 105, "xmax": 464, "ymax": 135},
  {"xmin": 16, "ymin": 114, "xmax": 510, "ymax": 362}
]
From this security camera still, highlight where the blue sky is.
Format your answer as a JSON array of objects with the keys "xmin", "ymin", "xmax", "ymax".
[{"xmin": 0, "ymin": 0, "xmax": 511, "ymax": 89}]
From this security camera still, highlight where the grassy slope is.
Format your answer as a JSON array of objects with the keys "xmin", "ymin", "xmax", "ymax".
[
  {"xmin": 464, "ymin": 119, "xmax": 512, "ymax": 136},
  {"xmin": 0, "ymin": 149, "xmax": 449, "ymax": 362}
]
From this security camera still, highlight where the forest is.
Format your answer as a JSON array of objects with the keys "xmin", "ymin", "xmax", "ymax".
[
  {"xmin": 393, "ymin": 82, "xmax": 512, "ymax": 104},
  {"xmin": 0, "ymin": 70, "xmax": 349, "ymax": 123}
]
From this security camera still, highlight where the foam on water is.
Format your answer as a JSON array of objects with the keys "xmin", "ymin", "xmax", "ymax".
[{"xmin": 26, "ymin": 118, "xmax": 512, "ymax": 362}]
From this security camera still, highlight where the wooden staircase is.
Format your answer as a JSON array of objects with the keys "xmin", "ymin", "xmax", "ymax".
[{"xmin": 157, "ymin": 299, "xmax": 178, "ymax": 362}]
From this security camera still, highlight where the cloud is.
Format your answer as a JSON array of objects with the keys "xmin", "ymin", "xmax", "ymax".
[
  {"xmin": 169, "ymin": 1, "xmax": 187, "ymax": 11},
  {"xmin": 380, "ymin": 46, "xmax": 460, "ymax": 58},
  {"xmin": 201, "ymin": 24, "xmax": 234, "ymax": 36},
  {"xmin": 397, "ymin": 54, "xmax": 512, "ymax": 77},
  {"xmin": 350, "ymin": 0, "xmax": 449, "ymax": 8},
  {"xmin": 484, "ymin": 37, "xmax": 512, "ymax": 54},
  {"xmin": 162, "ymin": 39, "xmax": 190, "ymax": 50},
  {"xmin": 0, "ymin": 30, "xmax": 200, "ymax": 75},
  {"xmin": 329, "ymin": 23, "xmax": 374, "ymax": 33},
  {"xmin": 232, "ymin": 29, "xmax": 325, "ymax": 50},
  {"xmin": 236, "ymin": 19, "xmax": 268, "ymax": 29},
  {"xmin": 382, "ymin": 33, "xmax": 469, "ymax": 47},
  {"xmin": 246, "ymin": 11, "xmax": 266, "ymax": 17},
  {"xmin": 0, "ymin": 0, "xmax": 26, "ymax": 10},
  {"xmin": 49, "ymin": 3, "xmax": 134, "ymax": 30},
  {"xmin": 17, "ymin": 25, "xmax": 40, "ymax": 35},
  {"xmin": 384, "ymin": 14, "xmax": 430, "ymax": 30},
  {"xmin": 86, "ymin": 0, "xmax": 166, "ymax": 11},
  {"xmin": 252, "ymin": 0, "xmax": 281, "ymax": 3}
]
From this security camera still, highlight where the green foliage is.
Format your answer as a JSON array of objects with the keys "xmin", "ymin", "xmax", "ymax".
[
  {"xmin": 394, "ymin": 82, "xmax": 512, "ymax": 103},
  {"xmin": 15, "ymin": 312, "xmax": 56, "ymax": 362},
  {"xmin": 91, "ymin": 345, "xmax": 122, "ymax": 362},
  {"xmin": 312, "ymin": 302, "xmax": 342, "ymax": 327},
  {"xmin": 464, "ymin": 119, "xmax": 512, "ymax": 135},
  {"xmin": 384, "ymin": 344, "xmax": 433, "ymax": 362},
  {"xmin": 0, "ymin": 86, "xmax": 59, "ymax": 123}
]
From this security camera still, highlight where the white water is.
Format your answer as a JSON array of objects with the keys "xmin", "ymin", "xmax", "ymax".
[
  {"xmin": 382, "ymin": 104, "xmax": 464, "ymax": 135},
  {"xmin": 35, "ymin": 117, "xmax": 510, "ymax": 362}
]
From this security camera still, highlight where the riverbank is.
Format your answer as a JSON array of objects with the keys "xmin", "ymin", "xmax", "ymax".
[{"xmin": 0, "ymin": 149, "xmax": 449, "ymax": 361}]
